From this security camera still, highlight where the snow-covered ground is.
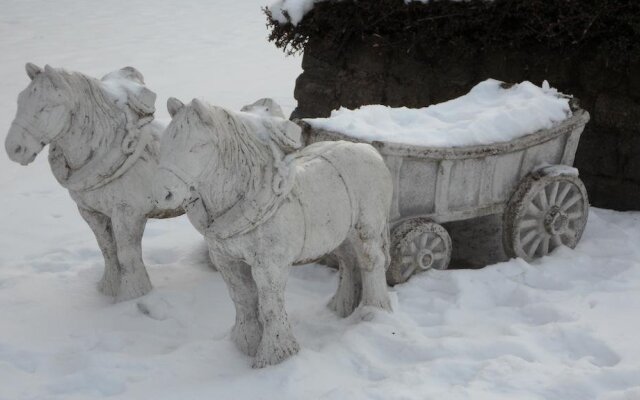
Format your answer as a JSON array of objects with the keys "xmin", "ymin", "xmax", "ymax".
[
  {"xmin": 1, "ymin": 1, "xmax": 640, "ymax": 399},
  {"xmin": 306, "ymin": 79, "xmax": 570, "ymax": 147}
]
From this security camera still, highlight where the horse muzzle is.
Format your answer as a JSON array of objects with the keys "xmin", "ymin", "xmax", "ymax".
[
  {"xmin": 5, "ymin": 122, "xmax": 45, "ymax": 165},
  {"xmin": 152, "ymin": 167, "xmax": 195, "ymax": 210}
]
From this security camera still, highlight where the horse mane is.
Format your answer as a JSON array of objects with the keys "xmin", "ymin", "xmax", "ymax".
[
  {"xmin": 47, "ymin": 67, "xmax": 158, "ymax": 188},
  {"xmin": 55, "ymin": 69, "xmax": 126, "ymax": 154},
  {"xmin": 202, "ymin": 105, "xmax": 272, "ymax": 195}
]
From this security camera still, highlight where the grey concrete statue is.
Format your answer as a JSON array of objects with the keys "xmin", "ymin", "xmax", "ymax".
[
  {"xmin": 5, "ymin": 63, "xmax": 183, "ymax": 301},
  {"xmin": 154, "ymin": 97, "xmax": 393, "ymax": 367}
]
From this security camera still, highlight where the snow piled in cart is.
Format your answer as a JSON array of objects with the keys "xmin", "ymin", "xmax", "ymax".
[{"xmin": 306, "ymin": 79, "xmax": 572, "ymax": 147}]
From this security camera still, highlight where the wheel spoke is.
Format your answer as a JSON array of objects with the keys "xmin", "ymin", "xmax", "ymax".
[
  {"xmin": 402, "ymin": 255, "xmax": 414, "ymax": 264},
  {"xmin": 566, "ymin": 211, "xmax": 584, "ymax": 221},
  {"xmin": 527, "ymin": 201, "xmax": 542, "ymax": 217},
  {"xmin": 409, "ymin": 241, "xmax": 417, "ymax": 253},
  {"xmin": 527, "ymin": 237, "xmax": 542, "ymax": 259},
  {"xmin": 420, "ymin": 234, "xmax": 429, "ymax": 248},
  {"xmin": 548, "ymin": 181, "xmax": 560, "ymax": 205},
  {"xmin": 428, "ymin": 237, "xmax": 442, "ymax": 251},
  {"xmin": 560, "ymin": 231, "xmax": 576, "ymax": 247},
  {"xmin": 433, "ymin": 260, "xmax": 447, "ymax": 270},
  {"xmin": 556, "ymin": 183, "xmax": 572, "ymax": 204},
  {"xmin": 540, "ymin": 236, "xmax": 550, "ymax": 256},
  {"xmin": 521, "ymin": 229, "xmax": 538, "ymax": 246},
  {"xmin": 519, "ymin": 218, "xmax": 539, "ymax": 229},
  {"xmin": 561, "ymin": 193, "xmax": 582, "ymax": 211},
  {"xmin": 564, "ymin": 226, "xmax": 577, "ymax": 239},
  {"xmin": 537, "ymin": 188, "xmax": 548, "ymax": 210},
  {"xmin": 433, "ymin": 252, "xmax": 445, "ymax": 261},
  {"xmin": 551, "ymin": 234, "xmax": 562, "ymax": 248},
  {"xmin": 401, "ymin": 263, "xmax": 417, "ymax": 280}
]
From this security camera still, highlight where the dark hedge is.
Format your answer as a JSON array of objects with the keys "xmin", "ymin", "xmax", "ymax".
[{"xmin": 265, "ymin": 0, "xmax": 640, "ymax": 65}]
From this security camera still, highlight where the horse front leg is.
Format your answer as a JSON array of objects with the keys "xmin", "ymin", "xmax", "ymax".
[
  {"xmin": 111, "ymin": 205, "xmax": 152, "ymax": 301},
  {"xmin": 78, "ymin": 207, "xmax": 120, "ymax": 297},
  {"xmin": 250, "ymin": 263, "xmax": 299, "ymax": 368},
  {"xmin": 211, "ymin": 250, "xmax": 262, "ymax": 357}
]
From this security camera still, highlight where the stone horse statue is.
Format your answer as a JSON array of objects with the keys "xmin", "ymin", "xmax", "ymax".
[
  {"xmin": 153, "ymin": 97, "xmax": 393, "ymax": 367},
  {"xmin": 5, "ymin": 64, "xmax": 183, "ymax": 301}
]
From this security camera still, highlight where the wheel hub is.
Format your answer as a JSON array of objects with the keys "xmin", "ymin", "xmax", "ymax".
[
  {"xmin": 544, "ymin": 205, "xmax": 568, "ymax": 235},
  {"xmin": 416, "ymin": 249, "xmax": 434, "ymax": 270}
]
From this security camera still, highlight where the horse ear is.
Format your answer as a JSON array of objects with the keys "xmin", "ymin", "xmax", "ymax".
[
  {"xmin": 192, "ymin": 98, "xmax": 213, "ymax": 125},
  {"xmin": 25, "ymin": 63, "xmax": 41, "ymax": 80},
  {"xmin": 167, "ymin": 97, "xmax": 184, "ymax": 118},
  {"xmin": 43, "ymin": 65, "xmax": 68, "ymax": 90}
]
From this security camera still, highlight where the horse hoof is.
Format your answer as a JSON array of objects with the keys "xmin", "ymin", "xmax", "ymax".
[
  {"xmin": 252, "ymin": 335, "xmax": 300, "ymax": 368},
  {"xmin": 97, "ymin": 278, "xmax": 118, "ymax": 297},
  {"xmin": 327, "ymin": 295, "xmax": 358, "ymax": 318},
  {"xmin": 114, "ymin": 272, "xmax": 153, "ymax": 302},
  {"xmin": 361, "ymin": 297, "xmax": 392, "ymax": 313},
  {"xmin": 231, "ymin": 320, "xmax": 262, "ymax": 357}
]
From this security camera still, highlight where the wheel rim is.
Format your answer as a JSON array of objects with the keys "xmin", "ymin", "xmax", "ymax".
[
  {"xmin": 397, "ymin": 230, "xmax": 449, "ymax": 280},
  {"xmin": 515, "ymin": 178, "xmax": 587, "ymax": 259}
]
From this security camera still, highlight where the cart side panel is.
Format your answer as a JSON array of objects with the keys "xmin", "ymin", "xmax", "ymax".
[
  {"xmin": 396, "ymin": 158, "xmax": 439, "ymax": 218},
  {"xmin": 491, "ymin": 150, "xmax": 527, "ymax": 203},
  {"xmin": 478, "ymin": 156, "xmax": 498, "ymax": 205},
  {"xmin": 518, "ymin": 135, "xmax": 567, "ymax": 180},
  {"xmin": 447, "ymin": 158, "xmax": 485, "ymax": 210},
  {"xmin": 384, "ymin": 155, "xmax": 404, "ymax": 221}
]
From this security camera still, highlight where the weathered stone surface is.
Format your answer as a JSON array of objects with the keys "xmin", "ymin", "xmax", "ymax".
[
  {"xmin": 4, "ymin": 64, "xmax": 184, "ymax": 301},
  {"xmin": 154, "ymin": 98, "xmax": 393, "ymax": 367},
  {"xmin": 303, "ymin": 110, "xmax": 590, "ymax": 280}
]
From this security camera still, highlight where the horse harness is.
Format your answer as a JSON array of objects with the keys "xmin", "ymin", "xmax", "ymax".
[{"xmin": 204, "ymin": 141, "xmax": 357, "ymax": 243}]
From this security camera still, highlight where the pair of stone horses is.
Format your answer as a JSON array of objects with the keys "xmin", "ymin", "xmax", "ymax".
[{"xmin": 5, "ymin": 64, "xmax": 393, "ymax": 367}]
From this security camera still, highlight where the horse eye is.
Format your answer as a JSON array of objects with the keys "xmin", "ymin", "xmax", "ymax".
[{"xmin": 189, "ymin": 142, "xmax": 209, "ymax": 152}]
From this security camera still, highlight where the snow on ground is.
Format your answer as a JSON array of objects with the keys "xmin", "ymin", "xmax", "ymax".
[
  {"xmin": 1, "ymin": 1, "xmax": 640, "ymax": 400},
  {"xmin": 306, "ymin": 80, "xmax": 571, "ymax": 147}
]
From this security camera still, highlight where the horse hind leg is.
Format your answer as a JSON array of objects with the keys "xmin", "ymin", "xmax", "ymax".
[
  {"xmin": 328, "ymin": 239, "xmax": 362, "ymax": 318},
  {"xmin": 352, "ymin": 224, "xmax": 392, "ymax": 312}
]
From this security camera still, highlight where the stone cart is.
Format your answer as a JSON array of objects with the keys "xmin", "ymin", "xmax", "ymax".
[{"xmin": 299, "ymin": 104, "xmax": 591, "ymax": 285}]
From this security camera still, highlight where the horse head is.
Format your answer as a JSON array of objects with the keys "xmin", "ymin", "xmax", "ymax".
[
  {"xmin": 5, "ymin": 63, "xmax": 75, "ymax": 165},
  {"xmin": 154, "ymin": 97, "xmax": 218, "ymax": 210}
]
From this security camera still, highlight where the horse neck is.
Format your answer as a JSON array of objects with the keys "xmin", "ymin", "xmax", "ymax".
[
  {"xmin": 51, "ymin": 75, "xmax": 124, "ymax": 169},
  {"xmin": 199, "ymin": 121, "xmax": 271, "ymax": 219}
]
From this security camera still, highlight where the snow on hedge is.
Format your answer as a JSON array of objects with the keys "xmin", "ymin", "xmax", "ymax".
[
  {"xmin": 268, "ymin": 0, "xmax": 472, "ymax": 25},
  {"xmin": 305, "ymin": 79, "xmax": 571, "ymax": 147},
  {"xmin": 268, "ymin": 0, "xmax": 319, "ymax": 25}
]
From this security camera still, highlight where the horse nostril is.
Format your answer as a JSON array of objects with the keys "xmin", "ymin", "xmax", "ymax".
[
  {"xmin": 14, "ymin": 145, "xmax": 22, "ymax": 154},
  {"xmin": 165, "ymin": 192, "xmax": 173, "ymax": 202}
]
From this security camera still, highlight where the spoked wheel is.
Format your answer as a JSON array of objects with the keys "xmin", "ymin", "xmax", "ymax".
[
  {"xmin": 504, "ymin": 169, "xmax": 589, "ymax": 261},
  {"xmin": 387, "ymin": 218, "xmax": 452, "ymax": 285}
]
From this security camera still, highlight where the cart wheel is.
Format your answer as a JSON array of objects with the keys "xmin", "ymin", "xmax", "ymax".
[
  {"xmin": 504, "ymin": 169, "xmax": 589, "ymax": 261},
  {"xmin": 387, "ymin": 218, "xmax": 452, "ymax": 285}
]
